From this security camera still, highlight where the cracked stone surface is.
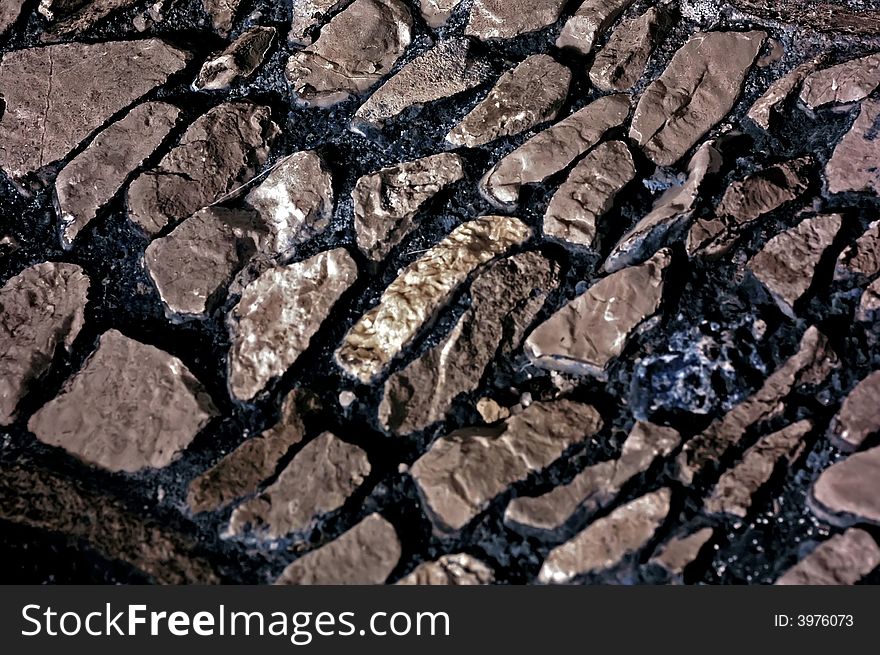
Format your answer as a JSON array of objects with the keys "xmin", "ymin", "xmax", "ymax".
[
  {"xmin": 799, "ymin": 52, "xmax": 880, "ymax": 109},
  {"xmin": 836, "ymin": 221, "xmax": 880, "ymax": 281},
  {"xmin": 589, "ymin": 7, "xmax": 669, "ymax": 92},
  {"xmin": 466, "ymin": 0, "xmax": 567, "ymax": 40},
  {"xmin": 447, "ymin": 54, "xmax": 572, "ymax": 148},
  {"xmin": 775, "ymin": 529, "xmax": 880, "ymax": 585},
  {"xmin": 396, "ymin": 553, "xmax": 494, "ymax": 585},
  {"xmin": 557, "ymin": 0, "xmax": 635, "ymax": 56},
  {"xmin": 828, "ymin": 371, "xmax": 880, "ymax": 452},
  {"xmin": 0, "ymin": 262, "xmax": 89, "ymax": 425},
  {"xmin": 195, "ymin": 26, "xmax": 275, "ymax": 91},
  {"xmin": 825, "ymin": 98, "xmax": 880, "ymax": 196},
  {"xmin": 411, "ymin": 400, "xmax": 603, "ymax": 532},
  {"xmin": 28, "ymin": 329, "xmax": 217, "ymax": 472}
]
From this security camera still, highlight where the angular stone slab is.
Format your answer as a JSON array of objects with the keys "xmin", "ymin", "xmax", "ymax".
[
  {"xmin": 810, "ymin": 445, "xmax": 880, "ymax": 527},
  {"xmin": 525, "ymin": 248, "xmax": 670, "ymax": 378},
  {"xmin": 557, "ymin": 0, "xmax": 635, "ymax": 56},
  {"xmin": 411, "ymin": 400, "xmax": 603, "ymax": 532},
  {"xmin": 396, "ymin": 553, "xmax": 494, "ymax": 585},
  {"xmin": 826, "ymin": 99, "xmax": 880, "ymax": 196},
  {"xmin": 480, "ymin": 93, "xmax": 630, "ymax": 206},
  {"xmin": 828, "ymin": 371, "xmax": 880, "ymax": 452},
  {"xmin": 28, "ymin": 329, "xmax": 217, "ymax": 472},
  {"xmin": 379, "ymin": 252, "xmax": 558, "ymax": 435},
  {"xmin": 0, "ymin": 262, "xmax": 89, "ymax": 425},
  {"xmin": 589, "ymin": 7, "xmax": 669, "ymax": 92},
  {"xmin": 0, "ymin": 0, "xmax": 26, "ymax": 35},
  {"xmin": 747, "ymin": 58, "xmax": 822, "ymax": 130},
  {"xmin": 466, "ymin": 0, "xmax": 566, "ymax": 40},
  {"xmin": 195, "ymin": 26, "xmax": 275, "ymax": 91},
  {"xmin": 275, "ymin": 513, "xmax": 401, "ymax": 585},
  {"xmin": 229, "ymin": 248, "xmax": 358, "ymax": 401},
  {"xmin": 630, "ymin": 30, "xmax": 765, "ymax": 166},
  {"xmin": 202, "ymin": 0, "xmax": 244, "ymax": 36},
  {"xmin": 800, "ymin": 53, "xmax": 880, "ymax": 109},
  {"xmin": 775, "ymin": 529, "xmax": 880, "ymax": 585},
  {"xmin": 649, "ymin": 528, "xmax": 714, "ymax": 579},
  {"xmin": 446, "ymin": 54, "xmax": 571, "ymax": 148},
  {"xmin": 835, "ymin": 221, "xmax": 880, "ymax": 281},
  {"xmin": 335, "ymin": 215, "xmax": 531, "ymax": 383}
]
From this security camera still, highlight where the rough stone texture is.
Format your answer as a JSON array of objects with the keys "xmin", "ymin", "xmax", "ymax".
[
  {"xmin": 228, "ymin": 432, "xmax": 370, "ymax": 539},
  {"xmin": 195, "ymin": 26, "xmax": 275, "ymax": 91},
  {"xmin": 0, "ymin": 39, "xmax": 189, "ymax": 179},
  {"xmin": 128, "ymin": 102, "xmax": 278, "ymax": 235},
  {"xmin": 275, "ymin": 513, "xmax": 400, "ymax": 585},
  {"xmin": 557, "ymin": 0, "xmax": 635, "ymax": 56},
  {"xmin": 0, "ymin": 464, "xmax": 219, "ymax": 584},
  {"xmin": 775, "ymin": 529, "xmax": 880, "ymax": 585},
  {"xmin": 290, "ymin": 0, "xmax": 352, "ymax": 45},
  {"xmin": 187, "ymin": 391, "xmax": 306, "ymax": 514},
  {"xmin": 396, "ymin": 553, "xmax": 494, "ymax": 585},
  {"xmin": 747, "ymin": 214, "xmax": 842, "ymax": 317},
  {"xmin": 605, "ymin": 141, "xmax": 722, "ymax": 272},
  {"xmin": 0, "ymin": 0, "xmax": 26, "ymax": 35},
  {"xmin": 811, "ymin": 445, "xmax": 880, "ymax": 527},
  {"xmin": 37, "ymin": 0, "xmax": 139, "ymax": 38},
  {"xmin": 466, "ymin": 0, "xmax": 566, "ymax": 40},
  {"xmin": 411, "ymin": 400, "xmax": 603, "ymax": 532},
  {"xmin": 56, "ymin": 102, "xmax": 180, "ymax": 247},
  {"xmin": 543, "ymin": 141, "xmax": 635, "ymax": 247},
  {"xmin": 649, "ymin": 528, "xmax": 714, "ymax": 578},
  {"xmin": 446, "ymin": 54, "xmax": 572, "ymax": 148},
  {"xmin": 525, "ymin": 248, "xmax": 670, "ymax": 377},
  {"xmin": 228, "ymin": 249, "xmax": 358, "ymax": 401},
  {"xmin": 28, "ymin": 329, "xmax": 216, "ymax": 472},
  {"xmin": 144, "ymin": 207, "xmax": 262, "ymax": 316},
  {"xmin": 202, "ymin": 0, "xmax": 243, "ymax": 36},
  {"xmin": 538, "ymin": 488, "xmax": 671, "ymax": 583},
  {"xmin": 419, "ymin": 0, "xmax": 463, "ymax": 28},
  {"xmin": 748, "ymin": 58, "xmax": 822, "ymax": 130},
  {"xmin": 828, "ymin": 371, "xmax": 880, "ymax": 452},
  {"xmin": 335, "ymin": 215, "xmax": 531, "ymax": 383},
  {"xmin": 0, "ymin": 262, "xmax": 89, "ymax": 425},
  {"xmin": 354, "ymin": 153, "xmax": 465, "ymax": 262},
  {"xmin": 630, "ymin": 30, "xmax": 766, "ymax": 166},
  {"xmin": 589, "ymin": 7, "xmax": 668, "ymax": 92},
  {"xmin": 379, "ymin": 252, "xmax": 558, "ymax": 435},
  {"xmin": 481, "ymin": 93, "xmax": 630, "ymax": 206},
  {"xmin": 858, "ymin": 278, "xmax": 880, "ymax": 322},
  {"xmin": 677, "ymin": 327, "xmax": 837, "ymax": 484},
  {"xmin": 835, "ymin": 221, "xmax": 880, "ymax": 281},
  {"xmin": 687, "ymin": 157, "xmax": 813, "ymax": 258},
  {"xmin": 704, "ymin": 420, "xmax": 811, "ymax": 518},
  {"xmin": 244, "ymin": 151, "xmax": 335, "ymax": 255},
  {"xmin": 354, "ymin": 38, "xmax": 490, "ymax": 130},
  {"xmin": 825, "ymin": 99, "xmax": 880, "ymax": 196},
  {"xmin": 286, "ymin": 0, "xmax": 413, "ymax": 108},
  {"xmin": 799, "ymin": 53, "xmax": 880, "ymax": 109},
  {"xmin": 730, "ymin": 0, "xmax": 880, "ymax": 36},
  {"xmin": 505, "ymin": 422, "xmax": 680, "ymax": 532}
]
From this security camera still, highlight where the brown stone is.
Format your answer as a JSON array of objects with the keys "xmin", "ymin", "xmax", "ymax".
[
  {"xmin": 828, "ymin": 371, "xmax": 880, "ymax": 452},
  {"xmin": 228, "ymin": 432, "xmax": 370, "ymax": 539},
  {"xmin": 630, "ymin": 30, "xmax": 766, "ymax": 166},
  {"xmin": 480, "ymin": 94, "xmax": 630, "ymax": 206},
  {"xmin": 0, "ymin": 0, "xmax": 26, "ymax": 35},
  {"xmin": 244, "ymin": 151, "xmax": 335, "ymax": 255},
  {"xmin": 353, "ymin": 153, "xmax": 465, "ymax": 262},
  {"xmin": 286, "ymin": 0, "xmax": 413, "ymax": 107},
  {"xmin": 687, "ymin": 157, "xmax": 813, "ymax": 258},
  {"xmin": 543, "ymin": 141, "xmax": 635, "ymax": 248},
  {"xmin": 775, "ymin": 529, "xmax": 880, "ymax": 585},
  {"xmin": 0, "ymin": 262, "xmax": 89, "ymax": 425},
  {"xmin": 747, "ymin": 58, "xmax": 822, "ymax": 130},
  {"xmin": 836, "ymin": 221, "xmax": 880, "ymax": 281},
  {"xmin": 811, "ymin": 445, "xmax": 880, "ymax": 527},
  {"xmin": 127, "ymin": 102, "xmax": 278, "ymax": 235},
  {"xmin": 56, "ymin": 102, "xmax": 180, "ymax": 248},
  {"xmin": 353, "ymin": 38, "xmax": 490, "ymax": 130},
  {"xmin": 605, "ymin": 141, "xmax": 722, "ymax": 273},
  {"xmin": 202, "ymin": 0, "xmax": 244, "ymax": 35},
  {"xmin": 730, "ymin": 0, "xmax": 880, "ymax": 36},
  {"xmin": 505, "ymin": 422, "xmax": 680, "ymax": 532},
  {"xmin": 0, "ymin": 464, "xmax": 219, "ymax": 584},
  {"xmin": 677, "ymin": 326, "xmax": 837, "ymax": 484},
  {"xmin": 335, "ymin": 215, "xmax": 531, "ymax": 383},
  {"xmin": 800, "ymin": 53, "xmax": 880, "ymax": 109},
  {"xmin": 589, "ymin": 7, "xmax": 669, "ymax": 92},
  {"xmin": 538, "ymin": 488, "xmax": 671, "ymax": 583},
  {"xmin": 0, "ymin": 39, "xmax": 189, "ymax": 179},
  {"xmin": 379, "ymin": 252, "xmax": 559, "ymax": 435},
  {"xmin": 37, "ymin": 0, "xmax": 139, "ymax": 38},
  {"xmin": 446, "ymin": 54, "xmax": 571, "ymax": 148},
  {"xmin": 290, "ymin": 0, "xmax": 352, "ymax": 45},
  {"xmin": 825, "ymin": 99, "xmax": 880, "ymax": 196},
  {"xmin": 419, "ymin": 0, "xmax": 463, "ymax": 28},
  {"xmin": 649, "ymin": 528, "xmax": 714, "ymax": 578},
  {"xmin": 525, "ymin": 248, "xmax": 670, "ymax": 378},
  {"xmin": 195, "ymin": 26, "xmax": 275, "ymax": 91},
  {"xmin": 275, "ymin": 513, "xmax": 401, "ymax": 585},
  {"xmin": 556, "ymin": 0, "xmax": 635, "ymax": 56},
  {"xmin": 396, "ymin": 554, "xmax": 494, "ymax": 585},
  {"xmin": 704, "ymin": 420, "xmax": 811, "ymax": 518},
  {"xmin": 747, "ymin": 214, "xmax": 842, "ymax": 317},
  {"xmin": 228, "ymin": 249, "xmax": 358, "ymax": 401},
  {"xmin": 188, "ymin": 391, "xmax": 307, "ymax": 514},
  {"xmin": 466, "ymin": 0, "xmax": 566, "ymax": 40},
  {"xmin": 28, "ymin": 329, "xmax": 216, "ymax": 472},
  {"xmin": 857, "ymin": 278, "xmax": 880, "ymax": 322},
  {"xmin": 411, "ymin": 400, "xmax": 603, "ymax": 532}
]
